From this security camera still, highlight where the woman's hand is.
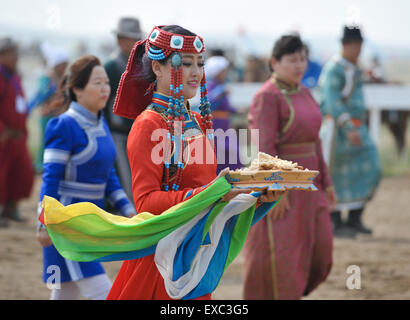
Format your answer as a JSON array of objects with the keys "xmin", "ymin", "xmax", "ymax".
[
  {"xmin": 215, "ymin": 167, "xmax": 230, "ymax": 180},
  {"xmin": 221, "ymin": 188, "xmax": 254, "ymax": 202},
  {"xmin": 40, "ymin": 104, "xmax": 53, "ymax": 117},
  {"xmin": 0, "ymin": 128, "xmax": 13, "ymax": 143},
  {"xmin": 347, "ymin": 129, "xmax": 362, "ymax": 146},
  {"xmin": 217, "ymin": 168, "xmax": 254, "ymax": 202},
  {"xmin": 259, "ymin": 189, "xmax": 287, "ymax": 203},
  {"xmin": 267, "ymin": 192, "xmax": 291, "ymax": 221},
  {"xmin": 126, "ymin": 212, "xmax": 136, "ymax": 218},
  {"xmin": 218, "ymin": 168, "xmax": 287, "ymax": 204},
  {"xmin": 326, "ymin": 187, "xmax": 337, "ymax": 212},
  {"xmin": 36, "ymin": 228, "xmax": 53, "ymax": 247}
]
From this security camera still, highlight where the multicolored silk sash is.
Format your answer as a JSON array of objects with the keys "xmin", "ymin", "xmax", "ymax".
[{"xmin": 39, "ymin": 177, "xmax": 278, "ymax": 299}]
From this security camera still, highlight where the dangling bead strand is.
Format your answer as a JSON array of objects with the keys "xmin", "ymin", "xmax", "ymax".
[
  {"xmin": 163, "ymin": 69, "xmax": 176, "ymax": 191},
  {"xmin": 199, "ymin": 73, "xmax": 213, "ymax": 130},
  {"xmin": 172, "ymin": 66, "xmax": 185, "ymax": 191}
]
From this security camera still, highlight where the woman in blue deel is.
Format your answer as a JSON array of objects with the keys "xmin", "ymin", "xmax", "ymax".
[{"xmin": 36, "ymin": 55, "xmax": 136, "ymax": 299}]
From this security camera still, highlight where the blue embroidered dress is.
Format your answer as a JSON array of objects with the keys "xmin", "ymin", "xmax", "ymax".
[
  {"xmin": 39, "ymin": 101, "xmax": 135, "ymax": 283},
  {"xmin": 319, "ymin": 55, "xmax": 381, "ymax": 211}
]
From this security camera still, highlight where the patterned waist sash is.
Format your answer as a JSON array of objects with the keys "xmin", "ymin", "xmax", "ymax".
[
  {"xmin": 277, "ymin": 141, "xmax": 317, "ymax": 160},
  {"xmin": 58, "ymin": 181, "xmax": 106, "ymax": 200}
]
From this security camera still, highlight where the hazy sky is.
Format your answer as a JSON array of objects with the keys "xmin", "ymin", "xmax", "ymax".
[{"xmin": 1, "ymin": 0, "xmax": 410, "ymax": 48}]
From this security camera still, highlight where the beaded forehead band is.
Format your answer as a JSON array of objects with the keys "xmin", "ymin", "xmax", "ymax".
[{"xmin": 146, "ymin": 26, "xmax": 205, "ymax": 59}]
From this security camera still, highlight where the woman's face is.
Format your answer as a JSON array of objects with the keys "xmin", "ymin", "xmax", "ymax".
[
  {"xmin": 270, "ymin": 49, "xmax": 307, "ymax": 86},
  {"xmin": 74, "ymin": 65, "xmax": 111, "ymax": 114},
  {"xmin": 54, "ymin": 61, "xmax": 68, "ymax": 78},
  {"xmin": 153, "ymin": 53, "xmax": 204, "ymax": 100},
  {"xmin": 0, "ymin": 47, "xmax": 18, "ymax": 72}
]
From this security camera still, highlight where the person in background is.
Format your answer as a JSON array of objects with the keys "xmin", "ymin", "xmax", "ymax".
[
  {"xmin": 0, "ymin": 37, "xmax": 34, "ymax": 227},
  {"xmin": 205, "ymin": 55, "xmax": 241, "ymax": 174},
  {"xmin": 36, "ymin": 55, "xmax": 136, "ymax": 299},
  {"xmin": 365, "ymin": 55, "xmax": 386, "ymax": 83},
  {"xmin": 104, "ymin": 17, "xmax": 143, "ymax": 203},
  {"xmin": 302, "ymin": 44, "xmax": 322, "ymax": 89},
  {"xmin": 244, "ymin": 34, "xmax": 336, "ymax": 300},
  {"xmin": 318, "ymin": 25, "xmax": 381, "ymax": 238},
  {"xmin": 28, "ymin": 43, "xmax": 69, "ymax": 173}
]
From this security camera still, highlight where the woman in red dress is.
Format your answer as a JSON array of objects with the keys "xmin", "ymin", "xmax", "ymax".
[
  {"xmin": 243, "ymin": 35, "xmax": 336, "ymax": 300},
  {"xmin": 106, "ymin": 25, "xmax": 283, "ymax": 300},
  {"xmin": 0, "ymin": 37, "xmax": 34, "ymax": 227}
]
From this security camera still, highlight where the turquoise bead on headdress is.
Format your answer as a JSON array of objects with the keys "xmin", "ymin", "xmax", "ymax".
[
  {"xmin": 148, "ymin": 47, "xmax": 166, "ymax": 60},
  {"xmin": 171, "ymin": 52, "xmax": 182, "ymax": 68}
]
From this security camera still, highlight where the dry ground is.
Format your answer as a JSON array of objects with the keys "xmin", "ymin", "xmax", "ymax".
[
  {"xmin": 1, "ymin": 173, "xmax": 409, "ymax": 300},
  {"xmin": 1, "ymin": 119, "xmax": 409, "ymax": 300}
]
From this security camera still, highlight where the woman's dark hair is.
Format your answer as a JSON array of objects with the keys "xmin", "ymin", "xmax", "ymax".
[
  {"xmin": 139, "ymin": 25, "xmax": 197, "ymax": 83},
  {"xmin": 50, "ymin": 55, "xmax": 101, "ymax": 113},
  {"xmin": 269, "ymin": 35, "xmax": 306, "ymax": 72},
  {"xmin": 62, "ymin": 55, "xmax": 101, "ymax": 103}
]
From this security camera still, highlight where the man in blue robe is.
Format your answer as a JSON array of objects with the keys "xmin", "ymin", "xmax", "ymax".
[{"xmin": 319, "ymin": 25, "xmax": 381, "ymax": 238}]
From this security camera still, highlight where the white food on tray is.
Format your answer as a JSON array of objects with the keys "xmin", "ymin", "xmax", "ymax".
[{"xmin": 226, "ymin": 152, "xmax": 319, "ymax": 191}]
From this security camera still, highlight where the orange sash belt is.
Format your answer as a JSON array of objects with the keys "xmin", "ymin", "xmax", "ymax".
[
  {"xmin": 212, "ymin": 110, "xmax": 230, "ymax": 119},
  {"xmin": 277, "ymin": 141, "xmax": 317, "ymax": 159},
  {"xmin": 351, "ymin": 118, "xmax": 362, "ymax": 127}
]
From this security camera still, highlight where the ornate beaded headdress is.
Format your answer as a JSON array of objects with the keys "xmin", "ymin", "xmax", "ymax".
[{"xmin": 113, "ymin": 25, "xmax": 213, "ymax": 192}]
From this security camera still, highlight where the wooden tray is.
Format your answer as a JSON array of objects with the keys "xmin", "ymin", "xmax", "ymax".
[{"xmin": 225, "ymin": 169, "xmax": 319, "ymax": 191}]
